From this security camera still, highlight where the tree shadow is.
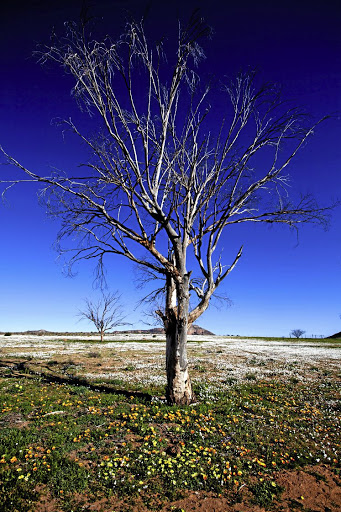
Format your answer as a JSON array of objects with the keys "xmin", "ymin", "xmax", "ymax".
[{"xmin": 0, "ymin": 357, "xmax": 153, "ymax": 402}]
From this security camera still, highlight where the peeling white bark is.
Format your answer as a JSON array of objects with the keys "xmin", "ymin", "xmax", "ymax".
[{"xmin": 166, "ymin": 326, "xmax": 193, "ymax": 405}]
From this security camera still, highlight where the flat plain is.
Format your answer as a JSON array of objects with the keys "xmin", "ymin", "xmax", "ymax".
[{"xmin": 0, "ymin": 334, "xmax": 340, "ymax": 512}]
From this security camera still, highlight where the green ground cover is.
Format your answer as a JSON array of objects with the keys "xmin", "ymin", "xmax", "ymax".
[
  {"xmin": 0, "ymin": 373, "xmax": 339, "ymax": 511},
  {"xmin": 240, "ymin": 337, "xmax": 341, "ymax": 343}
]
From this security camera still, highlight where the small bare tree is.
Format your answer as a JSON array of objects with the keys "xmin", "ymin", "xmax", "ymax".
[
  {"xmin": 0, "ymin": 15, "xmax": 331, "ymax": 404},
  {"xmin": 79, "ymin": 291, "xmax": 128, "ymax": 341},
  {"xmin": 291, "ymin": 329, "xmax": 306, "ymax": 339}
]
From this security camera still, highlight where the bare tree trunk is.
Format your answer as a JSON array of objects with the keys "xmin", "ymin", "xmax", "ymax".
[
  {"xmin": 165, "ymin": 318, "xmax": 193, "ymax": 405},
  {"xmin": 164, "ymin": 274, "xmax": 193, "ymax": 405}
]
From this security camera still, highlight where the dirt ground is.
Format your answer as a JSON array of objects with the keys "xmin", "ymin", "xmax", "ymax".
[
  {"xmin": 31, "ymin": 465, "xmax": 341, "ymax": 512},
  {"xmin": 162, "ymin": 465, "xmax": 341, "ymax": 512}
]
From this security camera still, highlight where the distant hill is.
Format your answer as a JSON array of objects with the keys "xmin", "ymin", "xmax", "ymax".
[
  {"xmin": 1, "ymin": 324, "xmax": 215, "ymax": 336},
  {"xmin": 327, "ymin": 331, "xmax": 341, "ymax": 339},
  {"xmin": 117, "ymin": 324, "xmax": 215, "ymax": 336},
  {"xmin": 188, "ymin": 324, "xmax": 215, "ymax": 335}
]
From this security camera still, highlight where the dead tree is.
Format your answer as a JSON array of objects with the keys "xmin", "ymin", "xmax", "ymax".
[
  {"xmin": 291, "ymin": 329, "xmax": 306, "ymax": 339},
  {"xmin": 0, "ymin": 16, "xmax": 330, "ymax": 404},
  {"xmin": 78, "ymin": 291, "xmax": 128, "ymax": 341}
]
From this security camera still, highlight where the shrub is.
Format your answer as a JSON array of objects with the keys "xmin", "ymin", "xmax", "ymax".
[{"xmin": 87, "ymin": 351, "xmax": 101, "ymax": 358}]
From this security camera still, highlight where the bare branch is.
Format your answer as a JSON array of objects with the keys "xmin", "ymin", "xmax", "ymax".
[
  {"xmin": 78, "ymin": 290, "xmax": 130, "ymax": 340},
  {"xmin": 0, "ymin": 15, "xmax": 333, "ymax": 404}
]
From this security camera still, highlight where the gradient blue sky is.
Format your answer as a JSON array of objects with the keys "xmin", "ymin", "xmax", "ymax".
[{"xmin": 0, "ymin": 0, "xmax": 340, "ymax": 336}]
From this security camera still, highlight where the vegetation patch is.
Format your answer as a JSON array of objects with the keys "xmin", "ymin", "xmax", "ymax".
[{"xmin": 0, "ymin": 364, "xmax": 339, "ymax": 511}]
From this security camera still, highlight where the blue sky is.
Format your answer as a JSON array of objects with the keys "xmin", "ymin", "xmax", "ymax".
[{"xmin": 0, "ymin": 0, "xmax": 340, "ymax": 336}]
